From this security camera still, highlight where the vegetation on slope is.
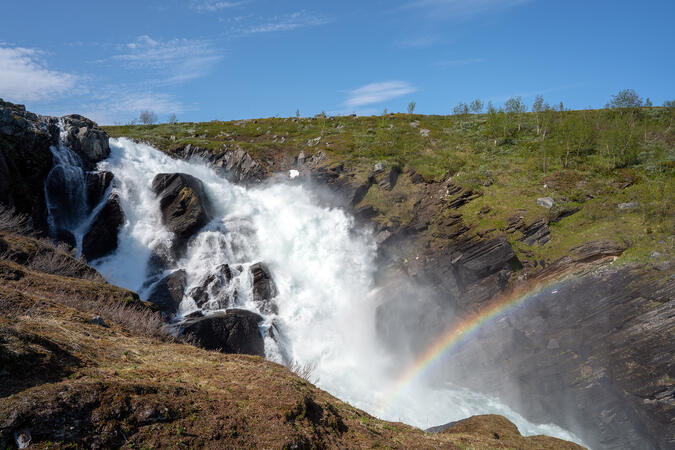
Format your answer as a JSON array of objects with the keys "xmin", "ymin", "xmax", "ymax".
[
  {"xmin": 0, "ymin": 230, "xmax": 583, "ymax": 449},
  {"xmin": 106, "ymin": 97, "xmax": 674, "ymax": 270}
]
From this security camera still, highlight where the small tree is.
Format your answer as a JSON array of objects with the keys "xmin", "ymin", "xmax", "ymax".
[
  {"xmin": 407, "ymin": 101, "xmax": 416, "ymax": 114},
  {"xmin": 606, "ymin": 89, "xmax": 643, "ymax": 109},
  {"xmin": 296, "ymin": 109, "xmax": 300, "ymax": 118},
  {"xmin": 504, "ymin": 96, "xmax": 527, "ymax": 132},
  {"xmin": 168, "ymin": 113, "xmax": 177, "ymax": 124},
  {"xmin": 644, "ymin": 98, "xmax": 653, "ymax": 107},
  {"xmin": 532, "ymin": 95, "xmax": 546, "ymax": 135},
  {"xmin": 469, "ymin": 98, "xmax": 483, "ymax": 114},
  {"xmin": 139, "ymin": 110, "xmax": 157, "ymax": 125},
  {"xmin": 453, "ymin": 102, "xmax": 469, "ymax": 115}
]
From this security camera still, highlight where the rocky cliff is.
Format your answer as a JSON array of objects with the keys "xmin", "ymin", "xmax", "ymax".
[
  {"xmin": 148, "ymin": 133, "xmax": 673, "ymax": 449},
  {"xmin": 0, "ymin": 99, "xmax": 110, "ymax": 232}
]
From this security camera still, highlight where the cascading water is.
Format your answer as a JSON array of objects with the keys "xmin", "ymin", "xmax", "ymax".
[
  {"xmin": 75, "ymin": 137, "xmax": 581, "ymax": 444},
  {"xmin": 44, "ymin": 120, "xmax": 111, "ymax": 252}
]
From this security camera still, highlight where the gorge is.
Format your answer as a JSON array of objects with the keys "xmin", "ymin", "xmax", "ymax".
[{"xmin": 1, "ymin": 99, "xmax": 672, "ymax": 449}]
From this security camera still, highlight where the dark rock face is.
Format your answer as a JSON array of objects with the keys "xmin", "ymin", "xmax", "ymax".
[
  {"xmin": 60, "ymin": 114, "xmax": 110, "ymax": 167},
  {"xmin": 250, "ymin": 263, "xmax": 278, "ymax": 313},
  {"xmin": 82, "ymin": 195, "xmax": 125, "ymax": 261},
  {"xmin": 152, "ymin": 173, "xmax": 211, "ymax": 253},
  {"xmin": 147, "ymin": 269, "xmax": 187, "ymax": 317},
  {"xmin": 176, "ymin": 144, "xmax": 266, "ymax": 185},
  {"xmin": 437, "ymin": 266, "xmax": 674, "ymax": 450},
  {"xmin": 85, "ymin": 171, "xmax": 114, "ymax": 210},
  {"xmin": 184, "ymin": 309, "xmax": 264, "ymax": 356},
  {"xmin": 0, "ymin": 99, "xmax": 56, "ymax": 229},
  {"xmin": 188, "ymin": 264, "xmax": 236, "ymax": 310}
]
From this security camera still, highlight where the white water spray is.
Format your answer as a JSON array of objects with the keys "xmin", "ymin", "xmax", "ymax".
[{"xmin": 86, "ymin": 138, "xmax": 582, "ymax": 444}]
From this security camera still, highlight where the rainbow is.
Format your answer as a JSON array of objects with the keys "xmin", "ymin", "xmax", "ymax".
[{"xmin": 379, "ymin": 276, "xmax": 569, "ymax": 412}]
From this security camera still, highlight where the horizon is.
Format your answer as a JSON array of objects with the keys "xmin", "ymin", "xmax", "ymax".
[{"xmin": 1, "ymin": 0, "xmax": 674, "ymax": 125}]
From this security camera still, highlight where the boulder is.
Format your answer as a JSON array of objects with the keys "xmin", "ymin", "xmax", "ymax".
[
  {"xmin": 85, "ymin": 171, "xmax": 114, "ymax": 210},
  {"xmin": 152, "ymin": 173, "xmax": 211, "ymax": 252},
  {"xmin": 250, "ymin": 262, "xmax": 278, "ymax": 313},
  {"xmin": 536, "ymin": 197, "xmax": 555, "ymax": 209},
  {"xmin": 147, "ymin": 269, "xmax": 187, "ymax": 318},
  {"xmin": 188, "ymin": 264, "xmax": 236, "ymax": 309},
  {"xmin": 82, "ymin": 195, "xmax": 124, "ymax": 261},
  {"xmin": 60, "ymin": 114, "xmax": 110, "ymax": 166},
  {"xmin": 183, "ymin": 309, "xmax": 264, "ymax": 356}
]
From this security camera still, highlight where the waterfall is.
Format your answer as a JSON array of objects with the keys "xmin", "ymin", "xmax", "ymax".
[
  {"xmin": 60, "ymin": 137, "xmax": 581, "ymax": 444},
  {"xmin": 44, "ymin": 120, "xmax": 111, "ymax": 252}
]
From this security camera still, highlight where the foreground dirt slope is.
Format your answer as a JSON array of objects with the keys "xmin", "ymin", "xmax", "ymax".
[{"xmin": 0, "ymin": 247, "xmax": 582, "ymax": 449}]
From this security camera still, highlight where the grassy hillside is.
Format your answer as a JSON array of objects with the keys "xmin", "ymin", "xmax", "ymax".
[
  {"xmin": 106, "ymin": 107, "xmax": 674, "ymax": 270},
  {"xmin": 0, "ymin": 231, "xmax": 582, "ymax": 449}
]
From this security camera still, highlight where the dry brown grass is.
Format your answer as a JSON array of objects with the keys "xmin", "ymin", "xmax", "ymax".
[{"xmin": 0, "ymin": 295, "xmax": 585, "ymax": 449}]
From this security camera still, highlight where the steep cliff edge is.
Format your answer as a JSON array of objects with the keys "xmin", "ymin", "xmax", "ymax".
[{"xmin": 0, "ymin": 99, "xmax": 109, "ymax": 232}]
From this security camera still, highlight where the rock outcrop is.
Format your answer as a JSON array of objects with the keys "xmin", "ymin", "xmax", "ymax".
[
  {"xmin": 175, "ymin": 144, "xmax": 266, "ymax": 185},
  {"xmin": 439, "ymin": 265, "xmax": 673, "ymax": 450},
  {"xmin": 82, "ymin": 195, "xmax": 125, "ymax": 261},
  {"xmin": 188, "ymin": 264, "xmax": 236, "ymax": 310},
  {"xmin": 0, "ymin": 100, "xmax": 56, "ymax": 229},
  {"xmin": 0, "ymin": 100, "xmax": 111, "ymax": 232},
  {"xmin": 250, "ymin": 262, "xmax": 278, "ymax": 313},
  {"xmin": 147, "ymin": 269, "xmax": 188, "ymax": 317},
  {"xmin": 59, "ymin": 114, "xmax": 110, "ymax": 167},
  {"xmin": 85, "ymin": 171, "xmax": 114, "ymax": 210},
  {"xmin": 152, "ymin": 173, "xmax": 211, "ymax": 253},
  {"xmin": 183, "ymin": 309, "xmax": 265, "ymax": 356}
]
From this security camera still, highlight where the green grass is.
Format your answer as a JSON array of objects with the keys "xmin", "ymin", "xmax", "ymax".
[{"xmin": 105, "ymin": 108, "xmax": 675, "ymax": 267}]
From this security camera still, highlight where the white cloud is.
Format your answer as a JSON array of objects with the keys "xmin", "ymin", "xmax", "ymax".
[
  {"xmin": 0, "ymin": 46, "xmax": 78, "ymax": 103},
  {"xmin": 403, "ymin": 0, "xmax": 531, "ymax": 18},
  {"xmin": 344, "ymin": 81, "xmax": 417, "ymax": 108},
  {"xmin": 434, "ymin": 57, "xmax": 485, "ymax": 67},
  {"xmin": 112, "ymin": 35, "xmax": 223, "ymax": 84},
  {"xmin": 190, "ymin": 0, "xmax": 244, "ymax": 12},
  {"xmin": 227, "ymin": 10, "xmax": 330, "ymax": 35}
]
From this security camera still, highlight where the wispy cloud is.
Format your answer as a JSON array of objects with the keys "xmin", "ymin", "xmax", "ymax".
[
  {"xmin": 111, "ymin": 35, "xmax": 223, "ymax": 84},
  {"xmin": 190, "ymin": 0, "xmax": 245, "ymax": 12},
  {"xmin": 225, "ymin": 10, "xmax": 330, "ymax": 35},
  {"xmin": 434, "ymin": 57, "xmax": 485, "ymax": 68},
  {"xmin": 344, "ymin": 81, "xmax": 417, "ymax": 108},
  {"xmin": 0, "ymin": 45, "xmax": 79, "ymax": 103},
  {"xmin": 402, "ymin": 0, "xmax": 531, "ymax": 18}
]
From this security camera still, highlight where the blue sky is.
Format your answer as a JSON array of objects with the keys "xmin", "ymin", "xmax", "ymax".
[{"xmin": 1, "ymin": 0, "xmax": 673, "ymax": 124}]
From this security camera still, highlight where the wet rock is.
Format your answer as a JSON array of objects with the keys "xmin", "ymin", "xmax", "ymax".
[
  {"xmin": 536, "ymin": 197, "xmax": 555, "ymax": 209},
  {"xmin": 152, "ymin": 173, "xmax": 211, "ymax": 253},
  {"xmin": 146, "ymin": 243, "xmax": 176, "ymax": 278},
  {"xmin": 184, "ymin": 309, "xmax": 264, "ymax": 356},
  {"xmin": 85, "ymin": 171, "xmax": 114, "ymax": 210},
  {"xmin": 188, "ymin": 264, "xmax": 235, "ymax": 309},
  {"xmin": 60, "ymin": 114, "xmax": 110, "ymax": 166},
  {"xmin": 82, "ymin": 194, "xmax": 125, "ymax": 261},
  {"xmin": 147, "ymin": 269, "xmax": 187, "ymax": 318},
  {"xmin": 14, "ymin": 429, "xmax": 31, "ymax": 449},
  {"xmin": 250, "ymin": 262, "xmax": 278, "ymax": 313}
]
